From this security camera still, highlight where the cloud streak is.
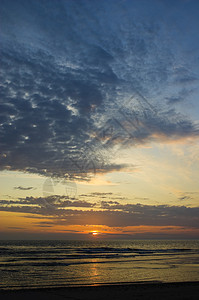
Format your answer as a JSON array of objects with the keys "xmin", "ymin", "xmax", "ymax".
[{"xmin": 14, "ymin": 186, "xmax": 35, "ymax": 190}]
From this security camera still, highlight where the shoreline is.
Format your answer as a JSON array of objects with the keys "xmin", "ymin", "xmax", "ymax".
[{"xmin": 1, "ymin": 281, "xmax": 199, "ymax": 300}]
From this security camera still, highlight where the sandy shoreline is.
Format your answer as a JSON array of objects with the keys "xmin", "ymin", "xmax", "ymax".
[{"xmin": 0, "ymin": 282, "xmax": 199, "ymax": 300}]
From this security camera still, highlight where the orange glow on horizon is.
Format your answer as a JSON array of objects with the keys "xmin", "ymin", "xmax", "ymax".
[{"xmin": 1, "ymin": 212, "xmax": 199, "ymax": 238}]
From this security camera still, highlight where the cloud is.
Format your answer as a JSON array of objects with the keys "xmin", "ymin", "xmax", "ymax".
[
  {"xmin": 1, "ymin": 196, "xmax": 199, "ymax": 228},
  {"xmin": 79, "ymin": 192, "xmax": 113, "ymax": 198},
  {"xmin": 79, "ymin": 192, "xmax": 126, "ymax": 201},
  {"xmin": 172, "ymin": 67, "xmax": 198, "ymax": 85},
  {"xmin": 178, "ymin": 196, "xmax": 192, "ymax": 201},
  {"xmin": 0, "ymin": 195, "xmax": 95, "ymax": 210},
  {"xmin": 166, "ymin": 88, "xmax": 196, "ymax": 105},
  {"xmin": 7, "ymin": 227, "xmax": 25, "ymax": 229},
  {"xmin": 14, "ymin": 186, "xmax": 35, "ymax": 190},
  {"xmin": 0, "ymin": 0, "xmax": 199, "ymax": 179},
  {"xmin": 177, "ymin": 191, "xmax": 199, "ymax": 202}
]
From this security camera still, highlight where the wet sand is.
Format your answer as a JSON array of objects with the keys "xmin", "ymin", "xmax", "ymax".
[{"xmin": 0, "ymin": 281, "xmax": 199, "ymax": 300}]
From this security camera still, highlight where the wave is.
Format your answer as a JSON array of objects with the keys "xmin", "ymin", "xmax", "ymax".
[
  {"xmin": 0, "ymin": 246, "xmax": 198, "ymax": 267},
  {"xmin": 77, "ymin": 247, "xmax": 193, "ymax": 254},
  {"xmin": 0, "ymin": 241, "xmax": 199, "ymax": 290},
  {"xmin": 0, "ymin": 246, "xmax": 197, "ymax": 258}
]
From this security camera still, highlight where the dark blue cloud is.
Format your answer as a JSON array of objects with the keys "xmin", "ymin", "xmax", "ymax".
[
  {"xmin": 0, "ymin": 195, "xmax": 199, "ymax": 228},
  {"xmin": 0, "ymin": 0, "xmax": 199, "ymax": 177},
  {"xmin": 14, "ymin": 186, "xmax": 34, "ymax": 190}
]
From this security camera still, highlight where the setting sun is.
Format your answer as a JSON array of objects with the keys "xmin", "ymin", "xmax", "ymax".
[{"xmin": 91, "ymin": 231, "xmax": 99, "ymax": 236}]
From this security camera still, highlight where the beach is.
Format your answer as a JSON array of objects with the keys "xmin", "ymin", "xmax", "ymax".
[{"xmin": 1, "ymin": 282, "xmax": 199, "ymax": 300}]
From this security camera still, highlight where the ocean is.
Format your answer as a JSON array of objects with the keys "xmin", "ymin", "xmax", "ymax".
[{"xmin": 0, "ymin": 240, "xmax": 198, "ymax": 290}]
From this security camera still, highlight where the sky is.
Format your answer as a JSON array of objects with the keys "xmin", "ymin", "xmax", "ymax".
[{"xmin": 0, "ymin": 0, "xmax": 199, "ymax": 240}]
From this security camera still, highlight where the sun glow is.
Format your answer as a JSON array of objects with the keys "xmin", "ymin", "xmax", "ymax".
[{"xmin": 91, "ymin": 231, "xmax": 99, "ymax": 236}]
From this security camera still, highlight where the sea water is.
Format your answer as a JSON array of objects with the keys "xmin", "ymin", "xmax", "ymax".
[{"xmin": 0, "ymin": 240, "xmax": 199, "ymax": 290}]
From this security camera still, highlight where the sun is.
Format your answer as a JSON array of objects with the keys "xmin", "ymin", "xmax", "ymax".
[{"xmin": 91, "ymin": 231, "xmax": 99, "ymax": 236}]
